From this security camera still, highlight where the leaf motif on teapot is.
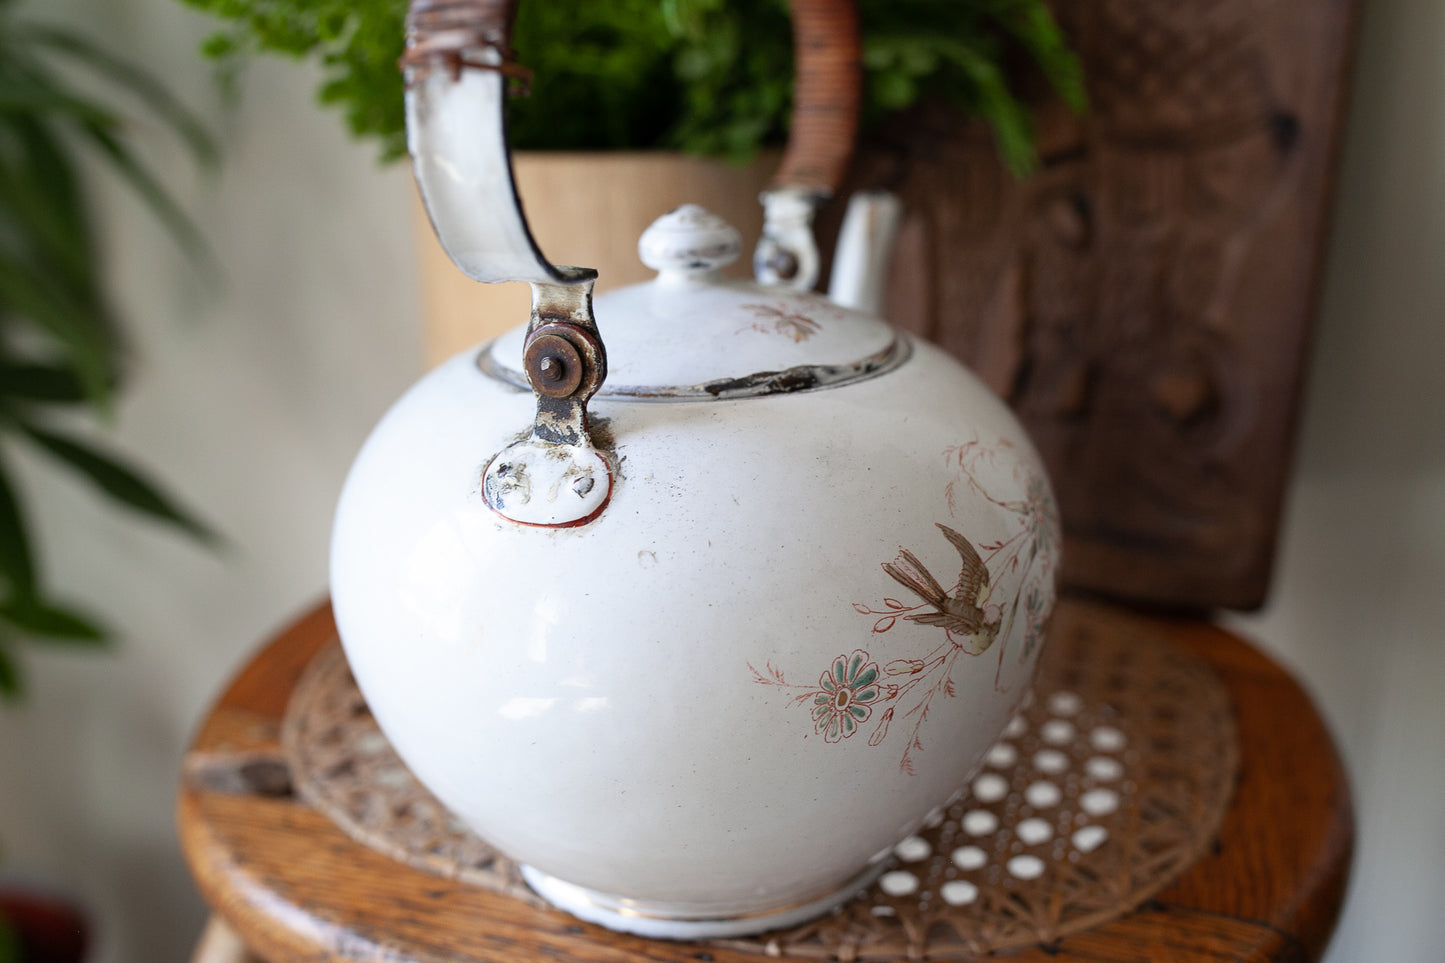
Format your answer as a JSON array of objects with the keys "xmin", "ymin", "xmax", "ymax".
[
  {"xmin": 749, "ymin": 437, "xmax": 1060, "ymax": 776},
  {"xmin": 737, "ymin": 302, "xmax": 824, "ymax": 343}
]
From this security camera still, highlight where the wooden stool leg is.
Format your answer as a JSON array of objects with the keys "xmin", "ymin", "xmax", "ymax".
[{"xmin": 190, "ymin": 915, "xmax": 261, "ymax": 963}]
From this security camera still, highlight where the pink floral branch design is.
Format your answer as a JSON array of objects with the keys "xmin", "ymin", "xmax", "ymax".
[
  {"xmin": 749, "ymin": 651, "xmax": 900, "ymax": 744},
  {"xmin": 738, "ymin": 303, "xmax": 822, "ymax": 343},
  {"xmin": 752, "ymin": 438, "xmax": 1060, "ymax": 776}
]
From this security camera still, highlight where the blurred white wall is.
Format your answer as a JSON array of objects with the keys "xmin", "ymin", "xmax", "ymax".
[
  {"xmin": 1229, "ymin": 0, "xmax": 1445, "ymax": 958},
  {"xmin": 0, "ymin": 0, "xmax": 1439, "ymax": 961},
  {"xmin": 0, "ymin": 2, "xmax": 423, "ymax": 960}
]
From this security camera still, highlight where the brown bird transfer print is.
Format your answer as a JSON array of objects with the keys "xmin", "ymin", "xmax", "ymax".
[{"xmin": 882, "ymin": 523, "xmax": 1001, "ymax": 656}]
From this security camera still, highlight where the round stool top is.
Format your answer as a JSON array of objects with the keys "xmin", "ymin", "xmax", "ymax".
[{"xmin": 179, "ymin": 597, "xmax": 1352, "ymax": 963}]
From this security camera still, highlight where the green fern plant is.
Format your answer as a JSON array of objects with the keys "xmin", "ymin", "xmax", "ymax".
[
  {"xmin": 177, "ymin": 0, "xmax": 1084, "ymax": 175},
  {"xmin": 0, "ymin": 0, "xmax": 217, "ymax": 699}
]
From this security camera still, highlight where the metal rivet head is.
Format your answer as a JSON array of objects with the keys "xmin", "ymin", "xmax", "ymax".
[
  {"xmin": 538, "ymin": 355, "xmax": 565, "ymax": 382},
  {"xmin": 523, "ymin": 332, "xmax": 585, "ymax": 398}
]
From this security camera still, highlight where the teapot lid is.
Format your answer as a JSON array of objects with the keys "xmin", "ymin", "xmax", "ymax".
[
  {"xmin": 479, "ymin": 206, "xmax": 910, "ymax": 402},
  {"xmin": 402, "ymin": 0, "xmax": 870, "ymax": 524}
]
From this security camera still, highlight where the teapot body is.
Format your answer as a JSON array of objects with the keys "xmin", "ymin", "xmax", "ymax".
[
  {"xmin": 338, "ymin": 0, "xmax": 1059, "ymax": 936},
  {"xmin": 331, "ymin": 285, "xmax": 1059, "ymax": 934}
]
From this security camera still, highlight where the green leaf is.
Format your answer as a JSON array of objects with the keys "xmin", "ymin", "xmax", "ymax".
[
  {"xmin": 174, "ymin": 0, "xmax": 1086, "ymax": 173},
  {"xmin": 933, "ymin": 35, "xmax": 1038, "ymax": 175},
  {"xmin": 74, "ymin": 117, "xmax": 218, "ymax": 281},
  {"xmin": 199, "ymin": 31, "xmax": 239, "ymax": 61},
  {"xmin": 20, "ymin": 425, "xmax": 218, "ymax": 544},
  {"xmin": 0, "ymin": 597, "xmax": 105, "ymax": 644},
  {"xmin": 0, "ymin": 454, "xmax": 35, "ymax": 597},
  {"xmin": 0, "ymin": 256, "xmax": 115, "ymax": 411},
  {"xmin": 0, "ymin": 641, "xmax": 21, "ymax": 702},
  {"xmin": 992, "ymin": 0, "xmax": 1087, "ymax": 114},
  {"xmin": 0, "ymin": 363, "xmax": 89, "ymax": 405},
  {"xmin": 18, "ymin": 23, "xmax": 220, "ymax": 167},
  {"xmin": 0, "ymin": 86, "xmax": 116, "ymax": 125},
  {"xmin": 0, "ymin": 114, "xmax": 95, "ymax": 286},
  {"xmin": 871, "ymin": 71, "xmax": 917, "ymax": 111}
]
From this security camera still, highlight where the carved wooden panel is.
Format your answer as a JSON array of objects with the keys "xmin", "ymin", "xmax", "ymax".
[{"xmin": 832, "ymin": 0, "xmax": 1359, "ymax": 611}]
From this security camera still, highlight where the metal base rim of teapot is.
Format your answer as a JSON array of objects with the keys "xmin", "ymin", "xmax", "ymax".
[{"xmin": 518, "ymin": 859, "xmax": 890, "ymax": 940}]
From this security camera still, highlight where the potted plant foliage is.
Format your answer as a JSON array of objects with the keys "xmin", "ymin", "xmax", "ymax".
[
  {"xmin": 0, "ymin": 0, "xmax": 215, "ymax": 699},
  {"xmin": 0, "ymin": 1, "xmax": 213, "ymax": 956},
  {"xmin": 176, "ymin": 0, "xmax": 1085, "ymax": 360}
]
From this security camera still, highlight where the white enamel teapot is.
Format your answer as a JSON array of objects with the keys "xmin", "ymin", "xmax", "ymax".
[{"xmin": 331, "ymin": 0, "xmax": 1060, "ymax": 939}]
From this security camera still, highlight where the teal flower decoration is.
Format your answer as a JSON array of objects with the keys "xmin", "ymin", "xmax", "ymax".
[{"xmin": 812, "ymin": 650, "xmax": 883, "ymax": 743}]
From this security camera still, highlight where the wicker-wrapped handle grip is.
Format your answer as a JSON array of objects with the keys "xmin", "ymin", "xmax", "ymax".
[
  {"xmin": 403, "ymin": 0, "xmax": 860, "ymax": 199},
  {"xmin": 402, "ymin": 0, "xmax": 518, "ymax": 75},
  {"xmin": 773, "ymin": 0, "xmax": 861, "ymax": 197}
]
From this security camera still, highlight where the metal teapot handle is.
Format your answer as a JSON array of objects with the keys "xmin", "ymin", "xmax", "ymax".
[
  {"xmin": 402, "ymin": 0, "xmax": 861, "ymax": 290},
  {"xmin": 756, "ymin": 0, "xmax": 862, "ymax": 291},
  {"xmin": 400, "ymin": 0, "xmax": 860, "ymax": 527},
  {"xmin": 403, "ymin": 0, "xmax": 612, "ymax": 528},
  {"xmin": 772, "ymin": 0, "xmax": 863, "ymax": 196}
]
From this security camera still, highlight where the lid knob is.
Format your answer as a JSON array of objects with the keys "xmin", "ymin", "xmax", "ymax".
[{"xmin": 638, "ymin": 205, "xmax": 742, "ymax": 280}]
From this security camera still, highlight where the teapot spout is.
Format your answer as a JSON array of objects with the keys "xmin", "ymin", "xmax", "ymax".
[{"xmin": 827, "ymin": 191, "xmax": 901, "ymax": 315}]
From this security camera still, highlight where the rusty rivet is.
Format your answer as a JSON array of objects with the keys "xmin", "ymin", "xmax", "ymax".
[
  {"xmin": 524, "ymin": 332, "xmax": 585, "ymax": 398},
  {"xmin": 538, "ymin": 355, "xmax": 565, "ymax": 382}
]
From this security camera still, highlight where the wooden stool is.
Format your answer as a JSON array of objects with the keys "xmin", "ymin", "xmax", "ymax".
[{"xmin": 179, "ymin": 597, "xmax": 1350, "ymax": 963}]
